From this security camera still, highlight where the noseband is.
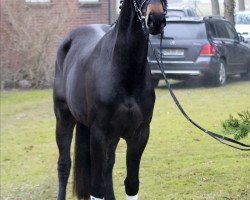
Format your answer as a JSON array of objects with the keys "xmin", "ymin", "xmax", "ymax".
[{"xmin": 132, "ymin": 0, "xmax": 168, "ymax": 33}]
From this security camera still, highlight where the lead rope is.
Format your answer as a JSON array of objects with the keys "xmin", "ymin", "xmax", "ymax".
[{"xmin": 149, "ymin": 33, "xmax": 250, "ymax": 151}]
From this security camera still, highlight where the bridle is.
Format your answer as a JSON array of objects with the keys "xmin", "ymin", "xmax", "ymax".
[{"xmin": 132, "ymin": 0, "xmax": 168, "ymax": 34}]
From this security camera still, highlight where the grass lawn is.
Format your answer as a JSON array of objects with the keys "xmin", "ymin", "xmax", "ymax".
[{"xmin": 1, "ymin": 78, "xmax": 250, "ymax": 199}]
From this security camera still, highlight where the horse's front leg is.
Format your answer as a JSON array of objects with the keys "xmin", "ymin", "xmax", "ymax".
[
  {"xmin": 125, "ymin": 125, "xmax": 150, "ymax": 200},
  {"xmin": 105, "ymin": 138, "xmax": 120, "ymax": 200},
  {"xmin": 90, "ymin": 124, "xmax": 108, "ymax": 199}
]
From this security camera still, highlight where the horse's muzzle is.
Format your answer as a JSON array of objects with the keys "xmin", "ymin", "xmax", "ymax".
[{"xmin": 147, "ymin": 12, "xmax": 166, "ymax": 35}]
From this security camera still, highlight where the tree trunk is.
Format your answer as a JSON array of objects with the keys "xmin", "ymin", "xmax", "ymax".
[
  {"xmin": 211, "ymin": 0, "xmax": 220, "ymax": 16},
  {"xmin": 238, "ymin": 0, "xmax": 245, "ymax": 11},
  {"xmin": 224, "ymin": 0, "xmax": 235, "ymax": 25}
]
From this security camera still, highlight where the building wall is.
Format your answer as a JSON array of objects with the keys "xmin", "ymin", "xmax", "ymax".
[
  {"xmin": 0, "ymin": 0, "xmax": 114, "ymax": 57},
  {"xmin": 0, "ymin": 0, "xmax": 114, "ymax": 38},
  {"xmin": 0, "ymin": 0, "xmax": 117, "ymax": 88}
]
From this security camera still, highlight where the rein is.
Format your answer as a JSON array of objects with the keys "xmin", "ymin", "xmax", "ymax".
[
  {"xmin": 130, "ymin": 0, "xmax": 249, "ymax": 151},
  {"xmin": 149, "ymin": 33, "xmax": 250, "ymax": 151}
]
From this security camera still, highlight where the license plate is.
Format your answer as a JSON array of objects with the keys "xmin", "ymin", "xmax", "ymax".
[{"xmin": 162, "ymin": 49, "xmax": 184, "ymax": 56}]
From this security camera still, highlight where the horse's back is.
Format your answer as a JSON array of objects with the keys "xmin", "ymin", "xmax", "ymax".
[
  {"xmin": 68, "ymin": 24, "xmax": 110, "ymax": 47},
  {"xmin": 56, "ymin": 24, "xmax": 110, "ymax": 70},
  {"xmin": 54, "ymin": 24, "xmax": 111, "ymax": 101}
]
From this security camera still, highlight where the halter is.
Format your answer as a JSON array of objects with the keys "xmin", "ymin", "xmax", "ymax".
[
  {"xmin": 134, "ymin": 0, "xmax": 168, "ymax": 15},
  {"xmin": 132, "ymin": 0, "xmax": 168, "ymax": 34}
]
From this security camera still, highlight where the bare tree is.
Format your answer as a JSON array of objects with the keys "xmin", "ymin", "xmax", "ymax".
[
  {"xmin": 0, "ymin": 1, "xmax": 73, "ymax": 89},
  {"xmin": 211, "ymin": 0, "xmax": 220, "ymax": 16},
  {"xmin": 238, "ymin": 0, "xmax": 245, "ymax": 11},
  {"xmin": 224, "ymin": 0, "xmax": 235, "ymax": 25}
]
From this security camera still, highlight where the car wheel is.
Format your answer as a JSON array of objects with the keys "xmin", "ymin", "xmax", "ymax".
[
  {"xmin": 213, "ymin": 60, "xmax": 227, "ymax": 86},
  {"xmin": 153, "ymin": 79, "xmax": 159, "ymax": 87},
  {"xmin": 205, "ymin": 60, "xmax": 226, "ymax": 87}
]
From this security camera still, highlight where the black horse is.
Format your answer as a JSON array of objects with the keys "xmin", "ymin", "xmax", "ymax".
[{"xmin": 53, "ymin": 0, "xmax": 167, "ymax": 199}]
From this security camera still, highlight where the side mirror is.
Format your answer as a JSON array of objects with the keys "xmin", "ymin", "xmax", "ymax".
[{"xmin": 238, "ymin": 33, "xmax": 246, "ymax": 43}]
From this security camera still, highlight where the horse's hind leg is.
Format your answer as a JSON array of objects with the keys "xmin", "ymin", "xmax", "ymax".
[
  {"xmin": 105, "ymin": 138, "xmax": 120, "ymax": 200},
  {"xmin": 54, "ymin": 100, "xmax": 75, "ymax": 200},
  {"xmin": 124, "ymin": 125, "xmax": 150, "ymax": 199},
  {"xmin": 74, "ymin": 123, "xmax": 91, "ymax": 200},
  {"xmin": 89, "ymin": 124, "xmax": 109, "ymax": 199}
]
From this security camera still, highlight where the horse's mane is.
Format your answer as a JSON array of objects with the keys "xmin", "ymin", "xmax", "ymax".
[{"xmin": 111, "ymin": 0, "xmax": 124, "ymax": 27}]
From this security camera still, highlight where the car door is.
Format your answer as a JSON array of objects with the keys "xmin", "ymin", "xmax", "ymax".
[
  {"xmin": 213, "ymin": 21, "xmax": 235, "ymax": 74},
  {"xmin": 224, "ymin": 21, "xmax": 249, "ymax": 73}
]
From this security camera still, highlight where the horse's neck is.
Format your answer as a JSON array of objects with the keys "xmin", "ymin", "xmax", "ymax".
[{"xmin": 112, "ymin": 0, "xmax": 148, "ymax": 69}]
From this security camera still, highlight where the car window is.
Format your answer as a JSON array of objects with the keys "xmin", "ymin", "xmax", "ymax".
[
  {"xmin": 224, "ymin": 22, "xmax": 238, "ymax": 40},
  {"xmin": 187, "ymin": 10, "xmax": 192, "ymax": 16},
  {"xmin": 187, "ymin": 9, "xmax": 195, "ymax": 17},
  {"xmin": 167, "ymin": 10, "xmax": 185, "ymax": 17},
  {"xmin": 214, "ymin": 21, "xmax": 230, "ymax": 39},
  {"xmin": 235, "ymin": 14, "xmax": 250, "ymax": 24},
  {"xmin": 164, "ymin": 22, "xmax": 206, "ymax": 39},
  {"xmin": 207, "ymin": 22, "xmax": 217, "ymax": 38}
]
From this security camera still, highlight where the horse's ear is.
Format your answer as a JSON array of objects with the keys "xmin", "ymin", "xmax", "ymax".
[{"xmin": 119, "ymin": 0, "xmax": 124, "ymax": 10}]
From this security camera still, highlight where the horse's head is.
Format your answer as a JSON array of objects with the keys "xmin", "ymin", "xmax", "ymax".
[{"xmin": 135, "ymin": 0, "xmax": 167, "ymax": 35}]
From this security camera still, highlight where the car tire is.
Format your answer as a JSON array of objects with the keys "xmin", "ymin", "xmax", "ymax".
[
  {"xmin": 212, "ymin": 60, "xmax": 227, "ymax": 87},
  {"xmin": 205, "ymin": 60, "xmax": 227, "ymax": 87},
  {"xmin": 153, "ymin": 79, "xmax": 159, "ymax": 87}
]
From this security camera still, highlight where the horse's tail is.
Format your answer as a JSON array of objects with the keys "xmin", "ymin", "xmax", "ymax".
[
  {"xmin": 73, "ymin": 124, "xmax": 91, "ymax": 199},
  {"xmin": 53, "ymin": 37, "xmax": 72, "ymax": 100},
  {"xmin": 56, "ymin": 37, "xmax": 72, "ymax": 72}
]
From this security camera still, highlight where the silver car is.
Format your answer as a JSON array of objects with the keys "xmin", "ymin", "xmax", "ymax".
[{"xmin": 235, "ymin": 11, "xmax": 250, "ymax": 44}]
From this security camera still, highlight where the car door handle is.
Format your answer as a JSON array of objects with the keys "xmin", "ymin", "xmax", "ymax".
[{"xmin": 222, "ymin": 41, "xmax": 232, "ymax": 45}]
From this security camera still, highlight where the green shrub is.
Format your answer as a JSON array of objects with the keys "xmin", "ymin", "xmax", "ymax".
[{"xmin": 222, "ymin": 110, "xmax": 250, "ymax": 140}]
